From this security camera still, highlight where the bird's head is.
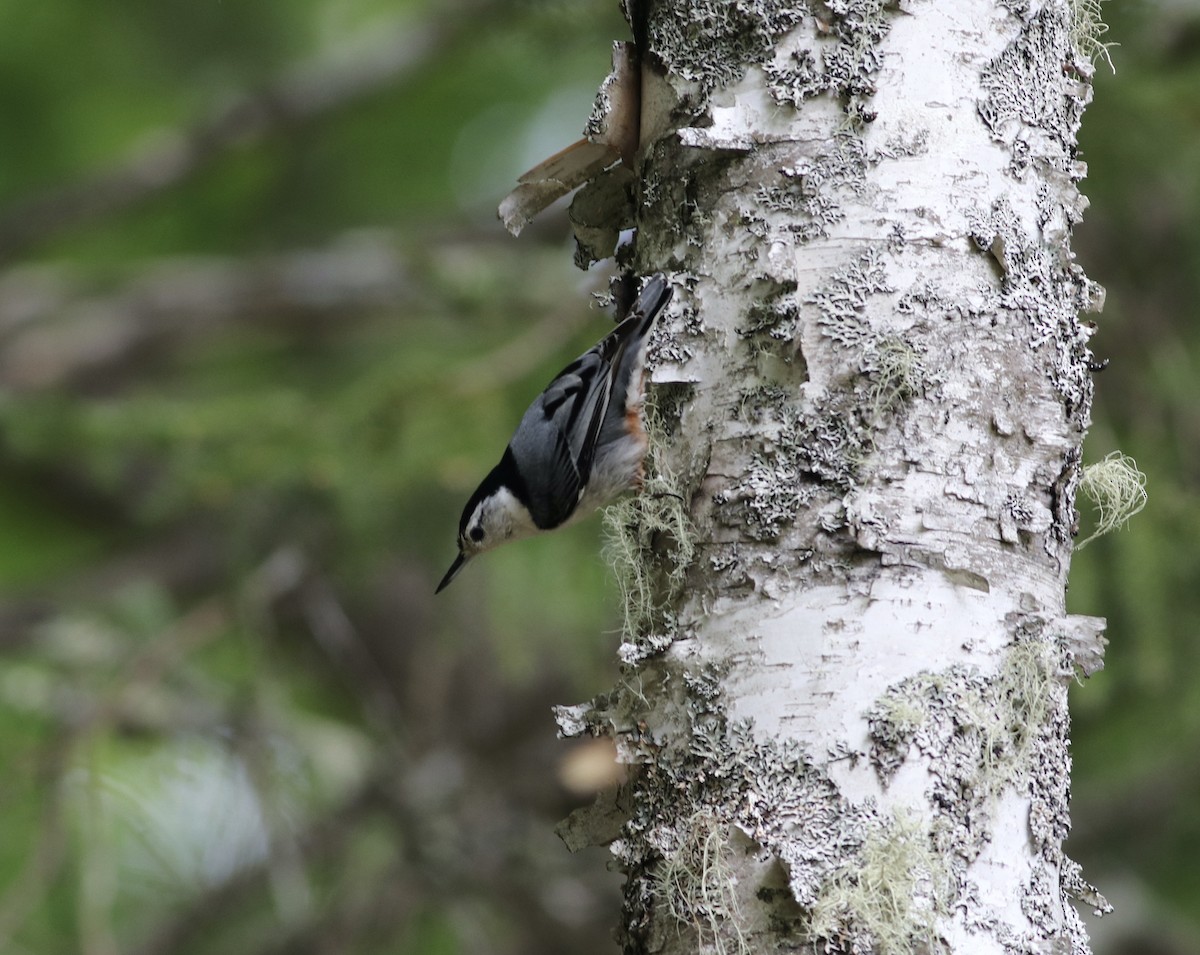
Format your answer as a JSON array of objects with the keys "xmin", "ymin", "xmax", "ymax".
[{"xmin": 436, "ymin": 458, "xmax": 537, "ymax": 593}]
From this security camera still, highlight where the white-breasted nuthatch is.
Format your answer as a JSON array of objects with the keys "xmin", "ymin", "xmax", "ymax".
[{"xmin": 437, "ymin": 274, "xmax": 672, "ymax": 593}]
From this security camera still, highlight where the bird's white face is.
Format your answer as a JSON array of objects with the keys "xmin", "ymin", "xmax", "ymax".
[
  {"xmin": 458, "ymin": 486, "xmax": 538, "ymax": 559},
  {"xmin": 439, "ymin": 484, "xmax": 538, "ymax": 593}
]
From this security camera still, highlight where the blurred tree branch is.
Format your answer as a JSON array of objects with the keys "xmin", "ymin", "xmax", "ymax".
[
  {"xmin": 0, "ymin": 1, "xmax": 503, "ymax": 265},
  {"xmin": 0, "ymin": 232, "xmax": 604, "ymax": 395},
  {"xmin": 0, "ymin": 231, "xmax": 417, "ymax": 392}
]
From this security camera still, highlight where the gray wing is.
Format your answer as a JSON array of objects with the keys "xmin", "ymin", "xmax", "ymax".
[
  {"xmin": 507, "ymin": 335, "xmax": 619, "ymax": 529},
  {"xmin": 506, "ymin": 275, "xmax": 672, "ymax": 530}
]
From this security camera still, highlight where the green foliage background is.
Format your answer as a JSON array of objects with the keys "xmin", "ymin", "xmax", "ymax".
[{"xmin": 0, "ymin": 1, "xmax": 1194, "ymax": 952}]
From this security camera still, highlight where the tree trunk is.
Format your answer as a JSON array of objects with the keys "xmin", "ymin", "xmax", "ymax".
[{"xmin": 558, "ymin": 1, "xmax": 1112, "ymax": 952}]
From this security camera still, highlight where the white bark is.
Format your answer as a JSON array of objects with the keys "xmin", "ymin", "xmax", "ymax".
[{"xmin": 558, "ymin": 1, "xmax": 1111, "ymax": 953}]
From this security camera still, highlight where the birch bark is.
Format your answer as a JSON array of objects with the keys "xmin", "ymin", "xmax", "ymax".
[{"xmin": 557, "ymin": 2, "xmax": 1111, "ymax": 952}]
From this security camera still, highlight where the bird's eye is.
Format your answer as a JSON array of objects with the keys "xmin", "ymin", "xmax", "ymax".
[{"xmin": 469, "ymin": 526, "xmax": 485, "ymax": 543}]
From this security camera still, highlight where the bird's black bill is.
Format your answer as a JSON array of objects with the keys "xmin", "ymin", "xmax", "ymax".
[{"xmin": 435, "ymin": 552, "xmax": 468, "ymax": 594}]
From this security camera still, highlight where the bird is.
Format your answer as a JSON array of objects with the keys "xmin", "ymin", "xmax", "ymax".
[{"xmin": 436, "ymin": 274, "xmax": 672, "ymax": 593}]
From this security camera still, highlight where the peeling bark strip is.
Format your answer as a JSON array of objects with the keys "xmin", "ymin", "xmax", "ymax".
[{"xmin": 557, "ymin": 1, "xmax": 1111, "ymax": 953}]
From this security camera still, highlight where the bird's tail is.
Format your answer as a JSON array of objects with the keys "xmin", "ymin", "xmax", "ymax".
[{"xmin": 602, "ymin": 273, "xmax": 672, "ymax": 443}]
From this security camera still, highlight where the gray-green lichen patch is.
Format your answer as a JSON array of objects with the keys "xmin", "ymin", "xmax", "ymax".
[
  {"xmin": 1075, "ymin": 450, "xmax": 1147, "ymax": 549},
  {"xmin": 867, "ymin": 618, "xmax": 1102, "ymax": 946},
  {"xmin": 749, "ymin": 133, "xmax": 868, "ymax": 244},
  {"xmin": 999, "ymin": 0, "xmax": 1032, "ymax": 17},
  {"xmin": 616, "ymin": 711, "xmax": 963, "ymax": 955},
  {"xmin": 737, "ymin": 280, "xmax": 808, "ymax": 369},
  {"xmin": 718, "ymin": 447, "xmax": 817, "ymax": 541},
  {"xmin": 810, "ymin": 245, "xmax": 894, "ymax": 349},
  {"xmin": 871, "ymin": 128, "xmax": 931, "ymax": 163},
  {"xmin": 764, "ymin": 0, "xmax": 894, "ymax": 118},
  {"xmin": 709, "ymin": 246, "xmax": 918, "ymax": 544},
  {"xmin": 896, "ymin": 276, "xmax": 980, "ymax": 319},
  {"xmin": 603, "ymin": 459, "xmax": 696, "ymax": 639},
  {"xmin": 997, "ymin": 0, "xmax": 1115, "ymax": 74},
  {"xmin": 764, "ymin": 45, "xmax": 823, "ymax": 107},
  {"xmin": 714, "ymin": 388, "xmax": 863, "ymax": 540},
  {"xmin": 1067, "ymin": 0, "xmax": 1115, "ymax": 71},
  {"xmin": 809, "ymin": 810, "xmax": 953, "ymax": 955},
  {"xmin": 639, "ymin": 141, "xmax": 732, "ymax": 257},
  {"xmin": 813, "ymin": 247, "xmax": 925, "ymax": 442},
  {"xmin": 616, "ymin": 717, "xmax": 882, "ymax": 950},
  {"xmin": 650, "ymin": 809, "xmax": 751, "ymax": 955},
  {"xmin": 643, "ymin": 381, "xmax": 698, "ymax": 440},
  {"xmin": 643, "ymin": 0, "xmax": 895, "ymax": 124},
  {"xmin": 644, "ymin": 0, "xmax": 810, "ymax": 99},
  {"xmin": 866, "ymin": 691, "xmax": 926, "ymax": 783},
  {"xmin": 969, "ymin": 199, "xmax": 1099, "ymax": 428},
  {"xmin": 979, "ymin": 5, "xmax": 1091, "ymax": 178},
  {"xmin": 867, "ymin": 623, "xmax": 1062, "ymax": 823},
  {"xmin": 859, "ymin": 336, "xmax": 926, "ymax": 423},
  {"xmin": 1018, "ymin": 856, "xmax": 1109, "ymax": 955},
  {"xmin": 796, "ymin": 129, "xmax": 869, "ymax": 194},
  {"xmin": 740, "ymin": 285, "xmax": 801, "ymax": 348},
  {"xmin": 999, "ymin": 491, "xmax": 1053, "ymax": 544}
]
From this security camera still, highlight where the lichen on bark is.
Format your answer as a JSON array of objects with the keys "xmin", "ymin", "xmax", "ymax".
[{"xmin": 554, "ymin": 1, "xmax": 1112, "ymax": 953}]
